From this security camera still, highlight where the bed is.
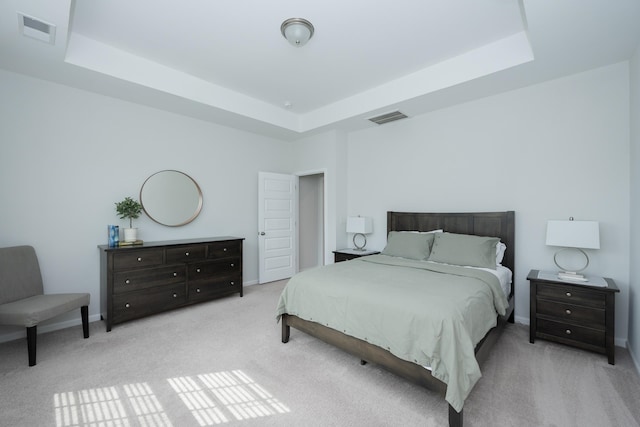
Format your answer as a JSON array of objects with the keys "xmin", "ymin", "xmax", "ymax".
[{"xmin": 276, "ymin": 211, "xmax": 515, "ymax": 427}]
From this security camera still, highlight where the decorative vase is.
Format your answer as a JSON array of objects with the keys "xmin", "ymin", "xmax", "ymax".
[{"xmin": 123, "ymin": 228, "xmax": 138, "ymax": 243}]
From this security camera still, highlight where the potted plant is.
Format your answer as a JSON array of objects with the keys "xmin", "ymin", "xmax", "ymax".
[{"xmin": 115, "ymin": 196, "xmax": 143, "ymax": 242}]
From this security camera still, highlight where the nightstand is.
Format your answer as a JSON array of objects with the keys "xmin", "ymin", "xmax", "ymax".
[
  {"xmin": 528, "ymin": 269, "xmax": 619, "ymax": 364},
  {"xmin": 333, "ymin": 249, "xmax": 380, "ymax": 263}
]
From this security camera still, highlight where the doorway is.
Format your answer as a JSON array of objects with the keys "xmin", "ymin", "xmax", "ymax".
[{"xmin": 298, "ymin": 173, "xmax": 325, "ymax": 271}]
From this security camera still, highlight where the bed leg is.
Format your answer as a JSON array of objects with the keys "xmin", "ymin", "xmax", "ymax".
[
  {"xmin": 508, "ymin": 310, "xmax": 515, "ymax": 323},
  {"xmin": 449, "ymin": 405, "xmax": 462, "ymax": 427},
  {"xmin": 281, "ymin": 315, "xmax": 290, "ymax": 343}
]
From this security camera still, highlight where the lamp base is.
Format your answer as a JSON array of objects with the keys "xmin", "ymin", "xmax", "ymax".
[
  {"xmin": 553, "ymin": 247, "xmax": 590, "ymax": 275},
  {"xmin": 352, "ymin": 233, "xmax": 367, "ymax": 251},
  {"xmin": 557, "ymin": 271, "xmax": 588, "ymax": 281}
]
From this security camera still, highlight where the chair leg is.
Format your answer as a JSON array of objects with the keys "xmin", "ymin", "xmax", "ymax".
[
  {"xmin": 27, "ymin": 326, "xmax": 37, "ymax": 367},
  {"xmin": 81, "ymin": 306, "xmax": 89, "ymax": 339}
]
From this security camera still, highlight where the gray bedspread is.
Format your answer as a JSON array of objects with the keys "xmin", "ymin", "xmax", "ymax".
[{"xmin": 275, "ymin": 254, "xmax": 509, "ymax": 412}]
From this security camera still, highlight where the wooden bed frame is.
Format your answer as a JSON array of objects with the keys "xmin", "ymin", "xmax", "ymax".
[{"xmin": 281, "ymin": 211, "xmax": 515, "ymax": 427}]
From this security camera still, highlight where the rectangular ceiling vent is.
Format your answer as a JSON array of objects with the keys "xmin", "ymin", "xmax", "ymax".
[
  {"xmin": 367, "ymin": 111, "xmax": 408, "ymax": 125},
  {"xmin": 18, "ymin": 13, "xmax": 56, "ymax": 45}
]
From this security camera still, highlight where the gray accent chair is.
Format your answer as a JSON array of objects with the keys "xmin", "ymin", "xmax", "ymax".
[{"xmin": 0, "ymin": 245, "xmax": 90, "ymax": 366}]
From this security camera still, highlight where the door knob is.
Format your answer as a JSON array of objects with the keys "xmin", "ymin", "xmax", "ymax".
[{"xmin": 259, "ymin": 232, "xmax": 266, "ymax": 236}]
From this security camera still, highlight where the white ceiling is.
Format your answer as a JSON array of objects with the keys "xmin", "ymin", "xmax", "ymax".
[{"xmin": 1, "ymin": 0, "xmax": 639, "ymax": 140}]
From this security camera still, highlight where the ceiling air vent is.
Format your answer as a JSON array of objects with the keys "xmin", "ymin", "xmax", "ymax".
[
  {"xmin": 18, "ymin": 13, "xmax": 56, "ymax": 44},
  {"xmin": 367, "ymin": 111, "xmax": 408, "ymax": 125}
]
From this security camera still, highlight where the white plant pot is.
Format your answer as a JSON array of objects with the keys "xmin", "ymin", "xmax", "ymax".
[{"xmin": 123, "ymin": 228, "xmax": 138, "ymax": 242}]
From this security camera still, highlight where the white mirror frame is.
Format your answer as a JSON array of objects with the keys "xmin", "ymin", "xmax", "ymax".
[{"xmin": 140, "ymin": 170, "xmax": 203, "ymax": 227}]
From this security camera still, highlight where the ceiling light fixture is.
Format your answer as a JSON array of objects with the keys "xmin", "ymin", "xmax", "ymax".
[{"xmin": 280, "ymin": 18, "xmax": 314, "ymax": 47}]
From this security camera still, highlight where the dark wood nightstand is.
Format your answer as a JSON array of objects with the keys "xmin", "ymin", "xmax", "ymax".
[
  {"xmin": 333, "ymin": 249, "xmax": 380, "ymax": 263},
  {"xmin": 528, "ymin": 269, "xmax": 619, "ymax": 364}
]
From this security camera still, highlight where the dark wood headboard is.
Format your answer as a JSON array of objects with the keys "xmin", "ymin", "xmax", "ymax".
[{"xmin": 387, "ymin": 211, "xmax": 515, "ymax": 276}]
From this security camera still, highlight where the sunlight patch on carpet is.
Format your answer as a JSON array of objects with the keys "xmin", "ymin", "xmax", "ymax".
[
  {"xmin": 169, "ymin": 370, "xmax": 290, "ymax": 425},
  {"xmin": 53, "ymin": 383, "xmax": 171, "ymax": 427},
  {"xmin": 52, "ymin": 370, "xmax": 288, "ymax": 426}
]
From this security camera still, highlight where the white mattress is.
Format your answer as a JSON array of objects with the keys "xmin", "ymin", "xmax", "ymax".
[
  {"xmin": 426, "ymin": 261, "xmax": 513, "ymax": 297},
  {"xmin": 468, "ymin": 264, "xmax": 513, "ymax": 297}
]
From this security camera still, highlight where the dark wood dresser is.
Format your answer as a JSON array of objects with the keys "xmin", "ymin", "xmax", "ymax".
[
  {"xmin": 528, "ymin": 269, "xmax": 619, "ymax": 364},
  {"xmin": 99, "ymin": 236, "xmax": 243, "ymax": 331}
]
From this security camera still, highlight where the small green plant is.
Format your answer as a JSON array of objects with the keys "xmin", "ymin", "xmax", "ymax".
[{"xmin": 115, "ymin": 196, "xmax": 142, "ymax": 228}]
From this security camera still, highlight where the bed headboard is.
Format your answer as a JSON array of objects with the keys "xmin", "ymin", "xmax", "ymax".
[{"xmin": 387, "ymin": 211, "xmax": 515, "ymax": 275}]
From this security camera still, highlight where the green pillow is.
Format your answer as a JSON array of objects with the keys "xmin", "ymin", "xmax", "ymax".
[
  {"xmin": 428, "ymin": 232, "xmax": 499, "ymax": 269},
  {"xmin": 381, "ymin": 231, "xmax": 435, "ymax": 260}
]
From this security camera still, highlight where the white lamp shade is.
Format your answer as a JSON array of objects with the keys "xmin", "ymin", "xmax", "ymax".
[
  {"xmin": 546, "ymin": 220, "xmax": 600, "ymax": 249},
  {"xmin": 346, "ymin": 216, "xmax": 373, "ymax": 234}
]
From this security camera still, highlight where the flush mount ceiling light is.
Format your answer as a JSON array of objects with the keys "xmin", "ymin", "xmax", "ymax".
[{"xmin": 280, "ymin": 18, "xmax": 314, "ymax": 47}]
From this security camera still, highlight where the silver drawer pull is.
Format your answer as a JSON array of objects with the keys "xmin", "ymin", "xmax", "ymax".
[
  {"xmin": 173, "ymin": 272, "xmax": 177, "ymax": 277},
  {"xmin": 565, "ymin": 309, "xmax": 572, "ymax": 315},
  {"xmin": 137, "ymin": 257, "xmax": 142, "ymax": 262},
  {"xmin": 230, "ymin": 281, "xmax": 235, "ymax": 286},
  {"xmin": 230, "ymin": 263, "xmax": 234, "ymax": 267},
  {"xmin": 125, "ymin": 303, "xmax": 130, "ymax": 308},
  {"xmin": 173, "ymin": 293, "xmax": 178, "ymax": 298},
  {"xmin": 196, "ymin": 268, "xmax": 201, "ymax": 273},
  {"xmin": 223, "ymin": 248, "xmax": 227, "ymax": 252},
  {"xmin": 566, "ymin": 292, "xmax": 572, "ymax": 297},
  {"xmin": 565, "ymin": 329, "xmax": 572, "ymax": 335},
  {"xmin": 196, "ymin": 288, "xmax": 201, "ymax": 293},
  {"xmin": 185, "ymin": 252, "xmax": 190, "ymax": 256},
  {"xmin": 125, "ymin": 279, "xmax": 130, "ymax": 284}
]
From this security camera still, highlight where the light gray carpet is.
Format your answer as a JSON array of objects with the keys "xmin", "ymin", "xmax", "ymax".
[{"xmin": 1, "ymin": 280, "xmax": 639, "ymax": 427}]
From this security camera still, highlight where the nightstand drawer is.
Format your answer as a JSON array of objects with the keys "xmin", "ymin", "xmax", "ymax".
[
  {"xmin": 537, "ymin": 299, "xmax": 605, "ymax": 327},
  {"xmin": 537, "ymin": 283, "xmax": 605, "ymax": 308},
  {"xmin": 335, "ymin": 252, "xmax": 355, "ymax": 262},
  {"xmin": 537, "ymin": 318, "xmax": 605, "ymax": 348},
  {"xmin": 333, "ymin": 249, "xmax": 380, "ymax": 263}
]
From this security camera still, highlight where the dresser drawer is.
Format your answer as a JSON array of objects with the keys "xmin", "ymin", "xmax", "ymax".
[
  {"xmin": 536, "ymin": 299, "xmax": 605, "ymax": 327},
  {"xmin": 112, "ymin": 284, "xmax": 186, "ymax": 323},
  {"xmin": 113, "ymin": 248, "xmax": 164, "ymax": 270},
  {"xmin": 113, "ymin": 265, "xmax": 186, "ymax": 293},
  {"xmin": 208, "ymin": 241, "xmax": 242, "ymax": 258},
  {"xmin": 189, "ymin": 258, "xmax": 241, "ymax": 280},
  {"xmin": 537, "ymin": 318, "xmax": 605, "ymax": 348},
  {"xmin": 166, "ymin": 245, "xmax": 206, "ymax": 264},
  {"xmin": 189, "ymin": 274, "xmax": 242, "ymax": 302},
  {"xmin": 536, "ymin": 283, "xmax": 605, "ymax": 308}
]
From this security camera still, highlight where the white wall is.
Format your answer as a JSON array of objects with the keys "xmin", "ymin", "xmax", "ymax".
[
  {"xmin": 0, "ymin": 69, "xmax": 294, "ymax": 340},
  {"xmin": 346, "ymin": 63, "xmax": 631, "ymax": 344},
  {"xmin": 629, "ymin": 43, "xmax": 640, "ymax": 369}
]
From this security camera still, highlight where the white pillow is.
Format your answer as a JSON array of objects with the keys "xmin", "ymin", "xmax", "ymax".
[
  {"xmin": 398, "ymin": 229, "xmax": 443, "ymax": 234},
  {"xmin": 496, "ymin": 242, "xmax": 507, "ymax": 265}
]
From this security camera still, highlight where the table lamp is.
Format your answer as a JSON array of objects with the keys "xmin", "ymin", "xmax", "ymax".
[
  {"xmin": 546, "ymin": 218, "xmax": 600, "ymax": 280},
  {"xmin": 346, "ymin": 216, "xmax": 373, "ymax": 251}
]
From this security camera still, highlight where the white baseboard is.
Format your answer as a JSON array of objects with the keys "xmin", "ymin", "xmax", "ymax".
[{"xmin": 629, "ymin": 344, "xmax": 640, "ymax": 376}]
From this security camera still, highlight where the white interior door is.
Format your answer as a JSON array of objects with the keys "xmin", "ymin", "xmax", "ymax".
[{"xmin": 258, "ymin": 172, "xmax": 297, "ymax": 284}]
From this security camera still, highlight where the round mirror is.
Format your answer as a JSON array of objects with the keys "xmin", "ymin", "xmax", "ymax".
[{"xmin": 140, "ymin": 170, "xmax": 203, "ymax": 226}]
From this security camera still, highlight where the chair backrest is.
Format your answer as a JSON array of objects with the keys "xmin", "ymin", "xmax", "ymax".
[{"xmin": 0, "ymin": 245, "xmax": 44, "ymax": 304}]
